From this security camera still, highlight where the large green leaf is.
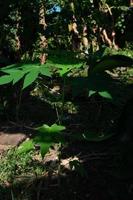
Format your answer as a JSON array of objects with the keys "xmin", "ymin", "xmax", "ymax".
[
  {"xmin": 45, "ymin": 51, "xmax": 84, "ymax": 76},
  {"xmin": 20, "ymin": 64, "xmax": 39, "ymax": 73},
  {"xmin": 90, "ymin": 55, "xmax": 133, "ymax": 73},
  {"xmin": 0, "ymin": 75, "xmax": 13, "ymax": 85},
  {"xmin": 39, "ymin": 66, "xmax": 52, "ymax": 77},
  {"xmin": 8, "ymin": 70, "xmax": 24, "ymax": 85},
  {"xmin": 33, "ymin": 123, "xmax": 66, "ymax": 157},
  {"xmin": 23, "ymin": 68, "xmax": 39, "ymax": 89}
]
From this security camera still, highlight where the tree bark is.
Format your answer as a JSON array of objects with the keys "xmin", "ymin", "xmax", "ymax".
[{"xmin": 39, "ymin": 1, "xmax": 47, "ymax": 64}]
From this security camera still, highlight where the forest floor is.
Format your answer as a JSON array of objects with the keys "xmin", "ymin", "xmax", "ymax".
[{"xmin": 0, "ymin": 81, "xmax": 133, "ymax": 200}]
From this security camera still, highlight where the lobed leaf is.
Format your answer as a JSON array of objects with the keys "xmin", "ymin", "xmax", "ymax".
[
  {"xmin": 23, "ymin": 69, "xmax": 39, "ymax": 89},
  {"xmin": 90, "ymin": 55, "xmax": 133, "ymax": 73},
  {"xmin": 39, "ymin": 66, "xmax": 52, "ymax": 77},
  {"xmin": 0, "ymin": 75, "xmax": 13, "ymax": 85},
  {"xmin": 36, "ymin": 123, "xmax": 66, "ymax": 134}
]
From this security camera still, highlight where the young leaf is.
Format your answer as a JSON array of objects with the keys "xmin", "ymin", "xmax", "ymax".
[
  {"xmin": 0, "ymin": 75, "xmax": 13, "ymax": 85},
  {"xmin": 88, "ymin": 90, "xmax": 97, "ymax": 97},
  {"xmin": 17, "ymin": 139, "xmax": 34, "ymax": 154},
  {"xmin": 39, "ymin": 142, "xmax": 52, "ymax": 158},
  {"xmin": 51, "ymin": 124, "xmax": 66, "ymax": 132},
  {"xmin": 36, "ymin": 123, "xmax": 66, "ymax": 134},
  {"xmin": 23, "ymin": 69, "xmax": 39, "ymax": 89},
  {"xmin": 87, "ymin": 73, "xmax": 114, "ymax": 100},
  {"xmin": 98, "ymin": 91, "xmax": 112, "ymax": 99}
]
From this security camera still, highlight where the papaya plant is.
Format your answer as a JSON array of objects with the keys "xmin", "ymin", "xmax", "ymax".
[
  {"xmin": 0, "ymin": 50, "xmax": 84, "ymax": 88},
  {"xmin": 0, "ymin": 51, "xmax": 84, "ymax": 120},
  {"xmin": 17, "ymin": 122, "xmax": 116, "ymax": 158},
  {"xmin": 17, "ymin": 123, "xmax": 66, "ymax": 158},
  {"xmin": 0, "ymin": 63, "xmax": 52, "ymax": 89},
  {"xmin": 85, "ymin": 47, "xmax": 133, "ymax": 99}
]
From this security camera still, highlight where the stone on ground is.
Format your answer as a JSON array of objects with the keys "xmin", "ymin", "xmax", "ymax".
[{"xmin": 0, "ymin": 132, "xmax": 27, "ymax": 154}]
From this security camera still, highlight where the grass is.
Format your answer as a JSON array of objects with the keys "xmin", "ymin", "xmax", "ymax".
[{"xmin": 0, "ymin": 149, "xmax": 45, "ymax": 185}]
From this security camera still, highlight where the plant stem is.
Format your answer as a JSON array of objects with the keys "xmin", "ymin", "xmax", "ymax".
[
  {"xmin": 16, "ymin": 87, "xmax": 23, "ymax": 122},
  {"xmin": 60, "ymin": 77, "xmax": 66, "ymax": 124}
]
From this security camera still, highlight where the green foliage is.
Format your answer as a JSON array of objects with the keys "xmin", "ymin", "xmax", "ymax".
[
  {"xmin": 36, "ymin": 123, "xmax": 66, "ymax": 133},
  {"xmin": 17, "ymin": 124, "xmax": 66, "ymax": 158},
  {"xmin": 47, "ymin": 50, "xmax": 84, "ymax": 76},
  {"xmin": 88, "ymin": 47, "xmax": 133, "ymax": 73},
  {"xmin": 0, "ymin": 149, "xmax": 44, "ymax": 183},
  {"xmin": 17, "ymin": 121, "xmax": 116, "ymax": 160},
  {"xmin": 0, "ymin": 63, "xmax": 52, "ymax": 89},
  {"xmin": 0, "ymin": 51, "xmax": 84, "ymax": 90},
  {"xmin": 89, "ymin": 55, "xmax": 133, "ymax": 74},
  {"xmin": 0, "ymin": 75, "xmax": 13, "ymax": 85},
  {"xmin": 85, "ymin": 48, "xmax": 133, "ymax": 100}
]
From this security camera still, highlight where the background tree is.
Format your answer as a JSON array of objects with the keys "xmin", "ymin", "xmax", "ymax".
[{"xmin": 0, "ymin": 0, "xmax": 132, "ymax": 66}]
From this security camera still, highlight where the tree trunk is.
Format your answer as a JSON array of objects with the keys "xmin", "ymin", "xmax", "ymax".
[{"xmin": 39, "ymin": 1, "xmax": 47, "ymax": 64}]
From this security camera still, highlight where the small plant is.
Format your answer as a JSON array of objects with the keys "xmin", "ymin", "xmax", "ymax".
[
  {"xmin": 17, "ymin": 123, "xmax": 66, "ymax": 158},
  {"xmin": 86, "ymin": 47, "xmax": 133, "ymax": 98}
]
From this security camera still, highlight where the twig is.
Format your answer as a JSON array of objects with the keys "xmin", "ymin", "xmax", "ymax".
[{"xmin": 8, "ymin": 121, "xmax": 34, "ymax": 131}]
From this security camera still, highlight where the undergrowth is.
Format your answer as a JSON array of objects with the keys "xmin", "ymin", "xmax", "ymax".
[{"xmin": 0, "ymin": 149, "xmax": 45, "ymax": 185}]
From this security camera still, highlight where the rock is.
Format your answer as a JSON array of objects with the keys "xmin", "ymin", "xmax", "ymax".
[
  {"xmin": 0, "ymin": 132, "xmax": 27, "ymax": 154},
  {"xmin": 0, "ymin": 133, "xmax": 27, "ymax": 146}
]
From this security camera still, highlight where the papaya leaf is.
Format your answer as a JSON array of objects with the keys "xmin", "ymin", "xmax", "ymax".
[
  {"xmin": 9, "ymin": 70, "xmax": 24, "ymax": 85},
  {"xmin": 45, "ymin": 51, "xmax": 84, "ymax": 76},
  {"xmin": 23, "ymin": 68, "xmax": 39, "ymax": 89},
  {"xmin": 21, "ymin": 64, "xmax": 39, "ymax": 73},
  {"xmin": 0, "ymin": 75, "xmax": 13, "ymax": 85},
  {"xmin": 50, "ymin": 123, "xmax": 66, "ymax": 132},
  {"xmin": 1, "ymin": 63, "xmax": 21, "ymax": 70},
  {"xmin": 39, "ymin": 142, "xmax": 52, "ymax": 158},
  {"xmin": 34, "ymin": 124, "xmax": 66, "ymax": 155},
  {"xmin": 34, "ymin": 134, "xmax": 54, "ymax": 143},
  {"xmin": 36, "ymin": 123, "xmax": 66, "ymax": 134},
  {"xmin": 39, "ymin": 66, "xmax": 52, "ymax": 77},
  {"xmin": 90, "ymin": 55, "xmax": 133, "ymax": 73}
]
